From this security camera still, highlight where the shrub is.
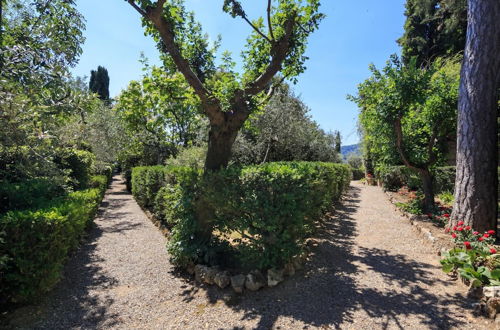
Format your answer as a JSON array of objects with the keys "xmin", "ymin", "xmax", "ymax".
[
  {"xmin": 350, "ymin": 167, "xmax": 364, "ymax": 180},
  {"xmin": 54, "ymin": 148, "xmax": 96, "ymax": 189},
  {"xmin": 166, "ymin": 146, "xmax": 207, "ymax": 169},
  {"xmin": 131, "ymin": 166, "xmax": 169, "ymax": 208},
  {"xmin": 0, "ymin": 179, "xmax": 66, "ymax": 214},
  {"xmin": 441, "ymin": 224, "xmax": 500, "ymax": 287},
  {"xmin": 376, "ymin": 165, "xmax": 458, "ymax": 193},
  {"xmin": 0, "ymin": 183, "xmax": 107, "ymax": 305},
  {"xmin": 134, "ymin": 162, "xmax": 351, "ymax": 270}
]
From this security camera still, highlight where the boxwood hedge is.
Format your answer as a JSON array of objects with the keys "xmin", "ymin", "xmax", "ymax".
[
  {"xmin": 0, "ymin": 174, "xmax": 110, "ymax": 305},
  {"xmin": 132, "ymin": 162, "xmax": 351, "ymax": 271}
]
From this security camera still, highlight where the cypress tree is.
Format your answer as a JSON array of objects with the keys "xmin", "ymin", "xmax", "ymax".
[{"xmin": 89, "ymin": 66, "xmax": 110, "ymax": 101}]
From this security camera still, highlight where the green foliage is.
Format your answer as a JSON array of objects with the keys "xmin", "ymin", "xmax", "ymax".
[
  {"xmin": 437, "ymin": 191, "xmax": 454, "ymax": 205},
  {"xmin": 54, "ymin": 148, "xmax": 96, "ymax": 190},
  {"xmin": 133, "ymin": 162, "xmax": 351, "ymax": 270},
  {"xmin": 232, "ymin": 85, "xmax": 341, "ymax": 165},
  {"xmin": 398, "ymin": 0, "xmax": 467, "ymax": 66},
  {"xmin": 89, "ymin": 66, "xmax": 110, "ymax": 101},
  {"xmin": 376, "ymin": 165, "xmax": 456, "ymax": 193},
  {"xmin": 396, "ymin": 194, "xmax": 424, "ymax": 215},
  {"xmin": 441, "ymin": 226, "xmax": 499, "ymax": 287},
  {"xmin": 166, "ymin": 145, "xmax": 207, "ymax": 169},
  {"xmin": 0, "ymin": 181, "xmax": 108, "ymax": 305},
  {"xmin": 131, "ymin": 166, "xmax": 169, "ymax": 208},
  {"xmin": 0, "ymin": 179, "xmax": 65, "ymax": 214}
]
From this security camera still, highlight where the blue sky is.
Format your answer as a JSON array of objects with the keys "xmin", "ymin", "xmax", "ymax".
[{"xmin": 72, "ymin": 0, "xmax": 406, "ymax": 145}]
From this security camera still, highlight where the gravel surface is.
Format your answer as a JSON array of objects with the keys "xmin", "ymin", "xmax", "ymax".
[{"xmin": 2, "ymin": 178, "xmax": 492, "ymax": 329}]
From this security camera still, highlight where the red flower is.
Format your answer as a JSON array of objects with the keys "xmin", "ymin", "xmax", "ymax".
[
  {"xmin": 465, "ymin": 226, "xmax": 471, "ymax": 231},
  {"xmin": 445, "ymin": 228, "xmax": 450, "ymax": 233},
  {"xmin": 479, "ymin": 237, "xmax": 484, "ymax": 242},
  {"xmin": 443, "ymin": 213, "xmax": 450, "ymax": 218},
  {"xmin": 484, "ymin": 233, "xmax": 490, "ymax": 238},
  {"xmin": 491, "ymin": 248, "xmax": 497, "ymax": 254},
  {"xmin": 488, "ymin": 230, "xmax": 496, "ymax": 235},
  {"xmin": 451, "ymin": 233, "xmax": 457, "ymax": 239},
  {"xmin": 457, "ymin": 221, "xmax": 464, "ymax": 226},
  {"xmin": 453, "ymin": 226, "xmax": 457, "ymax": 231},
  {"xmin": 464, "ymin": 241, "xmax": 472, "ymax": 250},
  {"xmin": 457, "ymin": 227, "xmax": 464, "ymax": 231},
  {"xmin": 473, "ymin": 231, "xmax": 479, "ymax": 235}
]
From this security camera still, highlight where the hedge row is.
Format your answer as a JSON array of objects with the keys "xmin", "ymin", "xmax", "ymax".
[
  {"xmin": 132, "ymin": 162, "xmax": 351, "ymax": 271},
  {"xmin": 375, "ymin": 165, "xmax": 456, "ymax": 193},
  {"xmin": 0, "ymin": 174, "xmax": 110, "ymax": 305}
]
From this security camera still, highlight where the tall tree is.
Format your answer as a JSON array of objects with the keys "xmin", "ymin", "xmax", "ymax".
[
  {"xmin": 126, "ymin": 0, "xmax": 323, "ymax": 171},
  {"xmin": 451, "ymin": 0, "xmax": 500, "ymax": 232},
  {"xmin": 398, "ymin": 0, "xmax": 467, "ymax": 67},
  {"xmin": 335, "ymin": 131, "xmax": 341, "ymax": 154},
  {"xmin": 89, "ymin": 66, "xmax": 110, "ymax": 101}
]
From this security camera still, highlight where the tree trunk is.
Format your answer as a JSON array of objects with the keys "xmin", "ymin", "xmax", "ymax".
[
  {"xmin": 204, "ymin": 123, "xmax": 240, "ymax": 171},
  {"xmin": 419, "ymin": 169, "xmax": 435, "ymax": 213},
  {"xmin": 451, "ymin": 0, "xmax": 500, "ymax": 232}
]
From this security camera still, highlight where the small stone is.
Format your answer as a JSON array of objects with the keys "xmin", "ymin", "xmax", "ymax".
[
  {"xmin": 467, "ymin": 285, "xmax": 484, "ymax": 300},
  {"xmin": 214, "ymin": 271, "xmax": 230, "ymax": 289},
  {"xmin": 484, "ymin": 286, "xmax": 500, "ymax": 298},
  {"xmin": 267, "ymin": 268, "xmax": 284, "ymax": 287},
  {"xmin": 245, "ymin": 271, "xmax": 265, "ymax": 291},
  {"xmin": 186, "ymin": 263, "xmax": 196, "ymax": 275},
  {"xmin": 293, "ymin": 259, "xmax": 303, "ymax": 271},
  {"xmin": 283, "ymin": 263, "xmax": 295, "ymax": 276},
  {"xmin": 204, "ymin": 267, "xmax": 219, "ymax": 285},
  {"xmin": 486, "ymin": 297, "xmax": 500, "ymax": 318},
  {"xmin": 231, "ymin": 274, "xmax": 246, "ymax": 293},
  {"xmin": 194, "ymin": 264, "xmax": 209, "ymax": 283}
]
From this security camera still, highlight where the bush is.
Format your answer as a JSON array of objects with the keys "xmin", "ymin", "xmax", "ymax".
[
  {"xmin": 133, "ymin": 162, "xmax": 351, "ymax": 271},
  {"xmin": 54, "ymin": 148, "xmax": 96, "ymax": 189},
  {"xmin": 131, "ymin": 166, "xmax": 169, "ymax": 208},
  {"xmin": 0, "ymin": 179, "xmax": 65, "ymax": 214},
  {"xmin": 351, "ymin": 167, "xmax": 364, "ymax": 180},
  {"xmin": 0, "ymin": 181, "xmax": 107, "ymax": 305},
  {"xmin": 166, "ymin": 146, "xmax": 207, "ymax": 169},
  {"xmin": 376, "ymin": 165, "xmax": 458, "ymax": 193}
]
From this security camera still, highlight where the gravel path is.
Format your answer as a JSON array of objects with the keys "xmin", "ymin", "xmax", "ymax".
[{"xmin": 3, "ymin": 178, "xmax": 492, "ymax": 329}]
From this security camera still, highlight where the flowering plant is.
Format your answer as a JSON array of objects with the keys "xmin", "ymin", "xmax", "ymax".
[
  {"xmin": 441, "ymin": 223, "xmax": 500, "ymax": 287},
  {"xmin": 426, "ymin": 204, "xmax": 452, "ymax": 227}
]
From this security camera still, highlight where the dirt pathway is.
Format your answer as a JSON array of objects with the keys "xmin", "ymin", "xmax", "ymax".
[{"xmin": 3, "ymin": 178, "xmax": 491, "ymax": 329}]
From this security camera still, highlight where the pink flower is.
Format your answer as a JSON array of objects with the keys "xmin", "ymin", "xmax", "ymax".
[
  {"xmin": 473, "ymin": 231, "xmax": 479, "ymax": 235},
  {"xmin": 465, "ymin": 226, "xmax": 471, "ymax": 231},
  {"xmin": 488, "ymin": 230, "xmax": 496, "ymax": 235},
  {"xmin": 484, "ymin": 233, "xmax": 490, "ymax": 238}
]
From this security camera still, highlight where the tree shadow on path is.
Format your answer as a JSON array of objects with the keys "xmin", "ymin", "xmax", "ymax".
[{"xmin": 188, "ymin": 185, "xmax": 471, "ymax": 329}]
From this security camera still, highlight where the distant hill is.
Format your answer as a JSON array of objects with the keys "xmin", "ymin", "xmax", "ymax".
[{"xmin": 340, "ymin": 144, "xmax": 361, "ymax": 160}]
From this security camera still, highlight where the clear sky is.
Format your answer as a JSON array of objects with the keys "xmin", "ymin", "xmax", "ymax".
[{"xmin": 72, "ymin": 0, "xmax": 406, "ymax": 145}]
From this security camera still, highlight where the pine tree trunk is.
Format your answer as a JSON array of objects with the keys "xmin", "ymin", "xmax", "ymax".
[{"xmin": 451, "ymin": 0, "xmax": 500, "ymax": 232}]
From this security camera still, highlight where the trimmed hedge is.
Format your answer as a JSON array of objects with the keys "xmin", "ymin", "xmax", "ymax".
[
  {"xmin": 376, "ymin": 165, "xmax": 456, "ymax": 193},
  {"xmin": 132, "ymin": 162, "xmax": 351, "ymax": 271},
  {"xmin": 0, "ymin": 174, "xmax": 110, "ymax": 305},
  {"xmin": 0, "ymin": 179, "xmax": 65, "ymax": 214}
]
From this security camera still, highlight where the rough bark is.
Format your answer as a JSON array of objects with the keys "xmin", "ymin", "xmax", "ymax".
[{"xmin": 451, "ymin": 0, "xmax": 500, "ymax": 232}]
